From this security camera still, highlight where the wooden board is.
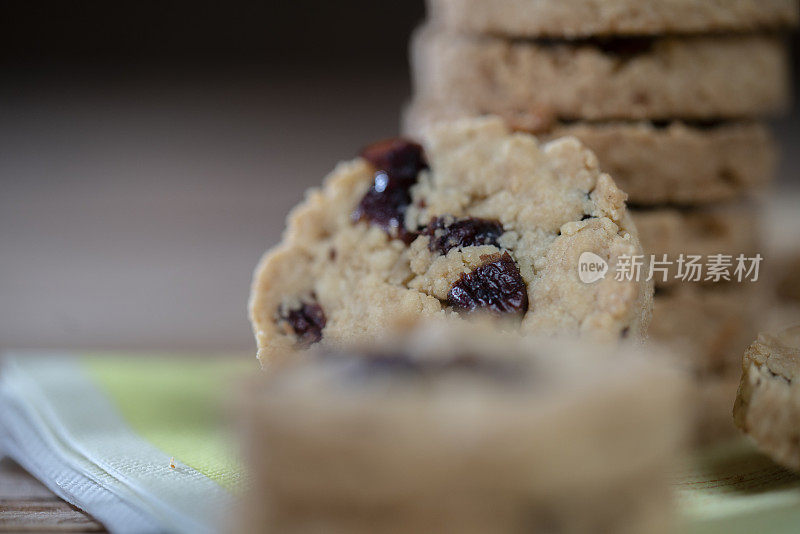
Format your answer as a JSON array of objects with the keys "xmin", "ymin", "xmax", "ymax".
[{"xmin": 0, "ymin": 458, "xmax": 105, "ymax": 533}]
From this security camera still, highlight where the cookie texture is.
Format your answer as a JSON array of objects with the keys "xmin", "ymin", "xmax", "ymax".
[
  {"xmin": 249, "ymin": 118, "xmax": 651, "ymax": 365},
  {"xmin": 412, "ymin": 28, "xmax": 789, "ymax": 121},
  {"xmin": 632, "ymin": 204, "xmax": 760, "ymax": 287},
  {"xmin": 241, "ymin": 322, "xmax": 687, "ymax": 533},
  {"xmin": 405, "ymin": 103, "xmax": 777, "ymax": 205},
  {"xmin": 428, "ymin": 0, "xmax": 799, "ymax": 38},
  {"xmin": 734, "ymin": 326, "xmax": 800, "ymax": 471}
]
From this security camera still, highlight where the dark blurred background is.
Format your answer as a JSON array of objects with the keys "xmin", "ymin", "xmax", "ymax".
[{"xmin": 0, "ymin": 2, "xmax": 796, "ymax": 352}]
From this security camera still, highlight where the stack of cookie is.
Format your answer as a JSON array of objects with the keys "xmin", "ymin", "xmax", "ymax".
[{"xmin": 404, "ymin": 0, "xmax": 797, "ymax": 443}]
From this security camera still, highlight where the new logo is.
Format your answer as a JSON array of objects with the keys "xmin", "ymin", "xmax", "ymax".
[{"xmin": 578, "ymin": 252, "xmax": 608, "ymax": 284}]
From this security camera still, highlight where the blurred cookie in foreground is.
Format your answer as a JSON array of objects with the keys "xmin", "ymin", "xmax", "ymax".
[
  {"xmin": 734, "ymin": 326, "xmax": 800, "ymax": 471},
  {"xmin": 240, "ymin": 323, "xmax": 688, "ymax": 534}
]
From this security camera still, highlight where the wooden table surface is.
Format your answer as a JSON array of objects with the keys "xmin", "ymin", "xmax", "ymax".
[{"xmin": 0, "ymin": 458, "xmax": 104, "ymax": 533}]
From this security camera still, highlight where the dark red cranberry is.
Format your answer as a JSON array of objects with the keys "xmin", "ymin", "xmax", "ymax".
[
  {"xmin": 360, "ymin": 138, "xmax": 427, "ymax": 183},
  {"xmin": 352, "ymin": 138, "xmax": 427, "ymax": 242},
  {"xmin": 352, "ymin": 176, "xmax": 416, "ymax": 242},
  {"xmin": 424, "ymin": 216, "xmax": 504, "ymax": 254},
  {"xmin": 279, "ymin": 301, "xmax": 326, "ymax": 348},
  {"xmin": 448, "ymin": 252, "xmax": 528, "ymax": 317}
]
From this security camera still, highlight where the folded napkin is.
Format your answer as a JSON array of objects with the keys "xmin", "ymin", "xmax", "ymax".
[
  {"xmin": 2, "ymin": 351, "xmax": 800, "ymax": 533},
  {"xmin": 0, "ymin": 352, "xmax": 255, "ymax": 534}
]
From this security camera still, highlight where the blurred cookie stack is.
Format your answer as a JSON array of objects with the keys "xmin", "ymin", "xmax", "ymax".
[{"xmin": 405, "ymin": 0, "xmax": 798, "ymax": 443}]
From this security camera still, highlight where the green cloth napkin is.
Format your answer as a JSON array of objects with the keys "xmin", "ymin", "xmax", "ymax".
[{"xmin": 2, "ymin": 352, "xmax": 800, "ymax": 533}]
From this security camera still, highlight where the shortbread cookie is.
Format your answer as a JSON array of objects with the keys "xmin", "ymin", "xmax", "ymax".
[
  {"xmin": 428, "ymin": 0, "xmax": 799, "ymax": 38},
  {"xmin": 632, "ymin": 204, "xmax": 761, "ymax": 287},
  {"xmin": 249, "ymin": 118, "xmax": 651, "ymax": 365},
  {"xmin": 405, "ymin": 103, "xmax": 777, "ymax": 205},
  {"xmin": 241, "ymin": 322, "xmax": 687, "ymax": 533},
  {"xmin": 412, "ymin": 28, "xmax": 789, "ymax": 120},
  {"xmin": 650, "ymin": 286, "xmax": 761, "ymax": 376},
  {"xmin": 734, "ymin": 325, "xmax": 800, "ymax": 471},
  {"xmin": 549, "ymin": 122, "xmax": 776, "ymax": 205}
]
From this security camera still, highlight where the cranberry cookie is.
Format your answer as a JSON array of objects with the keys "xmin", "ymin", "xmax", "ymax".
[
  {"xmin": 242, "ymin": 321, "xmax": 687, "ymax": 533},
  {"xmin": 412, "ymin": 28, "xmax": 789, "ymax": 121},
  {"xmin": 734, "ymin": 326, "xmax": 800, "ymax": 470},
  {"xmin": 249, "ymin": 118, "xmax": 651, "ymax": 365},
  {"xmin": 428, "ymin": 0, "xmax": 798, "ymax": 39},
  {"xmin": 405, "ymin": 102, "xmax": 777, "ymax": 205}
]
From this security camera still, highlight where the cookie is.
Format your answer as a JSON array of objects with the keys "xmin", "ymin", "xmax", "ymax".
[
  {"xmin": 405, "ymin": 102, "xmax": 777, "ymax": 205},
  {"xmin": 632, "ymin": 203, "xmax": 761, "ymax": 287},
  {"xmin": 733, "ymin": 325, "xmax": 800, "ymax": 471},
  {"xmin": 649, "ymin": 285, "xmax": 761, "ymax": 376},
  {"xmin": 428, "ymin": 0, "xmax": 799, "ymax": 38},
  {"xmin": 241, "ymin": 321, "xmax": 687, "ymax": 533},
  {"xmin": 249, "ymin": 118, "xmax": 651, "ymax": 365},
  {"xmin": 412, "ymin": 27, "xmax": 789, "ymax": 120}
]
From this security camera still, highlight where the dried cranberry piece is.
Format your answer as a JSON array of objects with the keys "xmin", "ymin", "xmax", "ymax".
[
  {"xmin": 424, "ymin": 217, "xmax": 504, "ymax": 254},
  {"xmin": 448, "ymin": 252, "xmax": 528, "ymax": 317},
  {"xmin": 279, "ymin": 301, "xmax": 326, "ymax": 348},
  {"xmin": 360, "ymin": 138, "xmax": 428, "ymax": 183},
  {"xmin": 352, "ymin": 138, "xmax": 427, "ymax": 241},
  {"xmin": 352, "ymin": 175, "xmax": 416, "ymax": 242}
]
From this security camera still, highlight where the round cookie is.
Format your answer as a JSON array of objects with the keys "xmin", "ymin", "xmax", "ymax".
[
  {"xmin": 249, "ymin": 118, "xmax": 651, "ymax": 365},
  {"xmin": 405, "ymin": 102, "xmax": 777, "ymax": 205},
  {"xmin": 548, "ymin": 122, "xmax": 776, "ymax": 205},
  {"xmin": 412, "ymin": 27, "xmax": 789, "ymax": 121},
  {"xmin": 734, "ymin": 326, "xmax": 800, "ymax": 471},
  {"xmin": 242, "ymin": 321, "xmax": 687, "ymax": 533},
  {"xmin": 428, "ymin": 0, "xmax": 799, "ymax": 38}
]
